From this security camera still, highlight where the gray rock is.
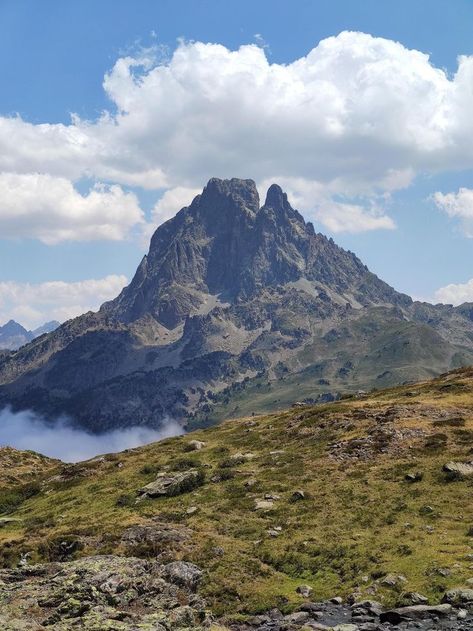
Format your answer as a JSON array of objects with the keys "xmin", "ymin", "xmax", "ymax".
[
  {"xmin": 380, "ymin": 573, "xmax": 407, "ymax": 588},
  {"xmin": 162, "ymin": 561, "xmax": 203, "ymax": 590},
  {"xmin": 443, "ymin": 461, "xmax": 473, "ymax": 478},
  {"xmin": 138, "ymin": 469, "xmax": 204, "ymax": 497},
  {"xmin": 400, "ymin": 591, "xmax": 429, "ymax": 605},
  {"xmin": 296, "ymin": 584, "xmax": 313, "ymax": 598},
  {"xmin": 442, "ymin": 587, "xmax": 473, "ymax": 604},
  {"xmin": 284, "ymin": 610, "xmax": 310, "ymax": 624},
  {"xmin": 254, "ymin": 499, "xmax": 275, "ymax": 511},
  {"xmin": 186, "ymin": 439, "xmax": 206, "ymax": 451},
  {"xmin": 380, "ymin": 604, "xmax": 452, "ymax": 623},
  {"xmin": 0, "ymin": 555, "xmax": 208, "ymax": 630}
]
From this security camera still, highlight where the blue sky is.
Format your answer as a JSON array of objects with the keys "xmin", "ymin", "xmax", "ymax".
[{"xmin": 1, "ymin": 0, "xmax": 473, "ymax": 326}]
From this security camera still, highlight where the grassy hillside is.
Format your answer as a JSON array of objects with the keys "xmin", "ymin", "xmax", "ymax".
[{"xmin": 1, "ymin": 368, "xmax": 473, "ymax": 621}]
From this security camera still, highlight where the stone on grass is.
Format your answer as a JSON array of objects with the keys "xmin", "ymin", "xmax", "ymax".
[
  {"xmin": 296, "ymin": 584, "xmax": 313, "ymax": 598},
  {"xmin": 442, "ymin": 587, "xmax": 473, "ymax": 604},
  {"xmin": 138, "ymin": 469, "xmax": 204, "ymax": 498}
]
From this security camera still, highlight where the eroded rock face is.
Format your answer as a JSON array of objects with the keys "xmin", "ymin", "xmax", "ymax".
[{"xmin": 0, "ymin": 555, "xmax": 208, "ymax": 630}]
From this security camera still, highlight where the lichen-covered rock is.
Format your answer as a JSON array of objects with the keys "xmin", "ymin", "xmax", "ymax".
[
  {"xmin": 162, "ymin": 561, "xmax": 203, "ymax": 590},
  {"xmin": 0, "ymin": 555, "xmax": 208, "ymax": 630}
]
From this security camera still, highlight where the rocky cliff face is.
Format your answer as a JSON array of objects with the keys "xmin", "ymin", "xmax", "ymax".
[
  {"xmin": 103, "ymin": 178, "xmax": 409, "ymax": 329},
  {"xmin": 0, "ymin": 178, "xmax": 473, "ymax": 431}
]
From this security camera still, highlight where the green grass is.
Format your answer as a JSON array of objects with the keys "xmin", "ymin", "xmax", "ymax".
[{"xmin": 1, "ymin": 368, "xmax": 473, "ymax": 617}]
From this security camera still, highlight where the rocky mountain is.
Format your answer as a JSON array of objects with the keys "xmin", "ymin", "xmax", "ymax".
[
  {"xmin": 0, "ymin": 321, "xmax": 31, "ymax": 351},
  {"xmin": 1, "ymin": 178, "xmax": 473, "ymax": 431},
  {"xmin": 0, "ymin": 320, "xmax": 60, "ymax": 351}
]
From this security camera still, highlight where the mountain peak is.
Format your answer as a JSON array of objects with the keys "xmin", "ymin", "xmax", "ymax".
[
  {"xmin": 103, "ymin": 176, "xmax": 409, "ymax": 330},
  {"xmin": 200, "ymin": 177, "xmax": 260, "ymax": 214},
  {"xmin": 264, "ymin": 183, "xmax": 286, "ymax": 209},
  {"xmin": 1, "ymin": 320, "xmax": 28, "ymax": 336}
]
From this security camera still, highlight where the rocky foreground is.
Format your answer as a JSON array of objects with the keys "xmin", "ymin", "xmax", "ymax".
[{"xmin": 0, "ymin": 554, "xmax": 472, "ymax": 629}]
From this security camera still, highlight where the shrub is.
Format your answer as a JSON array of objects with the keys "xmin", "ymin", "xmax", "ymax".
[
  {"xmin": 0, "ymin": 482, "xmax": 41, "ymax": 514},
  {"xmin": 38, "ymin": 535, "xmax": 83, "ymax": 562},
  {"xmin": 140, "ymin": 464, "xmax": 159, "ymax": 475}
]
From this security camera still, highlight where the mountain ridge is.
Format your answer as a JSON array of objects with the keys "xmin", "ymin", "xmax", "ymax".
[{"xmin": 0, "ymin": 178, "xmax": 473, "ymax": 431}]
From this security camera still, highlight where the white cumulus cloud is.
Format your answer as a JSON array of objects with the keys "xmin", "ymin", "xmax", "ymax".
[
  {"xmin": 0, "ymin": 275, "xmax": 127, "ymax": 329},
  {"xmin": 0, "ymin": 173, "xmax": 144, "ymax": 244},
  {"xmin": 4, "ymin": 32, "xmax": 473, "ymax": 235},
  {"xmin": 431, "ymin": 278, "xmax": 473, "ymax": 306},
  {"xmin": 433, "ymin": 187, "xmax": 473, "ymax": 237}
]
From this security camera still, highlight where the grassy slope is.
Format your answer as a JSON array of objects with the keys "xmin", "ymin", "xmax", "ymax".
[{"xmin": 1, "ymin": 369, "xmax": 473, "ymax": 620}]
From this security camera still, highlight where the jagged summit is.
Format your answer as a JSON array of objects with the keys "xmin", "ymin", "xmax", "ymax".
[
  {"xmin": 1, "ymin": 177, "xmax": 473, "ymax": 431},
  {"xmin": 103, "ymin": 178, "xmax": 409, "ymax": 329}
]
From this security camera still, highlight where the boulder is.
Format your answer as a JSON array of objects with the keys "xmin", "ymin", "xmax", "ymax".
[
  {"xmin": 442, "ymin": 587, "xmax": 473, "ymax": 605},
  {"xmin": 400, "ymin": 591, "xmax": 428, "ymax": 605},
  {"xmin": 296, "ymin": 584, "xmax": 313, "ymax": 598},
  {"xmin": 162, "ymin": 561, "xmax": 203, "ymax": 590},
  {"xmin": 254, "ymin": 499, "xmax": 275, "ymax": 511},
  {"xmin": 380, "ymin": 604, "xmax": 452, "ymax": 623},
  {"xmin": 380, "ymin": 573, "xmax": 407, "ymax": 588},
  {"xmin": 352, "ymin": 600, "xmax": 383, "ymax": 617},
  {"xmin": 284, "ymin": 611, "xmax": 310, "ymax": 624},
  {"xmin": 443, "ymin": 461, "xmax": 473, "ymax": 479},
  {"xmin": 138, "ymin": 469, "xmax": 204, "ymax": 498},
  {"xmin": 186, "ymin": 440, "xmax": 206, "ymax": 451}
]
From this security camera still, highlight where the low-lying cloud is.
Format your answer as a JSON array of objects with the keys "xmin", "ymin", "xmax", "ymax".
[{"xmin": 0, "ymin": 407, "xmax": 183, "ymax": 462}]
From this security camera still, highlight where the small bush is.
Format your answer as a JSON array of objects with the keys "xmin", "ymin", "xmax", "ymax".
[
  {"xmin": 219, "ymin": 455, "xmax": 246, "ymax": 468},
  {"xmin": 0, "ymin": 482, "xmax": 41, "ymax": 514},
  {"xmin": 38, "ymin": 535, "xmax": 83, "ymax": 562},
  {"xmin": 140, "ymin": 464, "xmax": 159, "ymax": 475},
  {"xmin": 173, "ymin": 458, "xmax": 202, "ymax": 471}
]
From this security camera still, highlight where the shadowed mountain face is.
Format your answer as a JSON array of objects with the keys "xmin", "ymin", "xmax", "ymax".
[{"xmin": 1, "ymin": 178, "xmax": 473, "ymax": 431}]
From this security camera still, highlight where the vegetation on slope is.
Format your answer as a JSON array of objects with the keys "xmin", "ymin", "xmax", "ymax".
[{"xmin": 1, "ymin": 368, "xmax": 473, "ymax": 621}]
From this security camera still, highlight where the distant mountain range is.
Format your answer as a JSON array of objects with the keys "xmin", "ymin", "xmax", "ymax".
[
  {"xmin": 0, "ymin": 320, "xmax": 60, "ymax": 351},
  {"xmin": 1, "ymin": 177, "xmax": 473, "ymax": 432}
]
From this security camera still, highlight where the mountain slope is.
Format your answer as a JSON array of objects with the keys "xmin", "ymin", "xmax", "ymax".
[
  {"xmin": 1, "ymin": 178, "xmax": 473, "ymax": 431},
  {"xmin": 1, "ymin": 369, "xmax": 473, "ymax": 627}
]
